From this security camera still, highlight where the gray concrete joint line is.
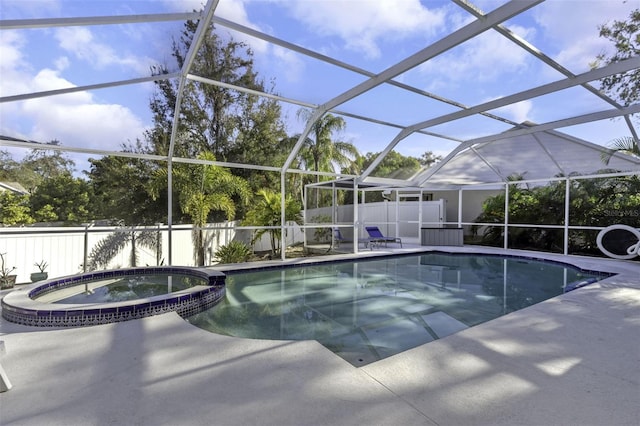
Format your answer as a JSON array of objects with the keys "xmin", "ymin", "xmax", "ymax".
[{"xmin": 360, "ymin": 368, "xmax": 442, "ymax": 426}]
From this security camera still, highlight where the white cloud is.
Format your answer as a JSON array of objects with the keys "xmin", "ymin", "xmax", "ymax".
[
  {"xmin": 0, "ymin": 31, "xmax": 26, "ymax": 70},
  {"xmin": 161, "ymin": 0, "xmax": 271, "ymax": 60},
  {"xmin": 163, "ymin": 0, "xmax": 254, "ymax": 30},
  {"xmin": 0, "ymin": 32, "xmax": 29, "ymax": 138},
  {"xmin": 419, "ymin": 25, "xmax": 534, "ymax": 88},
  {"xmin": 162, "ymin": 0, "xmax": 205, "ymax": 13},
  {"xmin": 156, "ymin": 0, "xmax": 281, "ymax": 23},
  {"xmin": 53, "ymin": 27, "xmax": 155, "ymax": 75},
  {"xmin": 23, "ymin": 94, "xmax": 146, "ymax": 150},
  {"xmin": 279, "ymin": 0, "xmax": 446, "ymax": 59},
  {"xmin": 54, "ymin": 56, "xmax": 70, "ymax": 71},
  {"xmin": 0, "ymin": 0, "xmax": 62, "ymax": 19},
  {"xmin": 0, "ymin": 31, "xmax": 32, "ymax": 97},
  {"xmin": 271, "ymin": 45, "xmax": 305, "ymax": 83},
  {"xmin": 30, "ymin": 68, "xmax": 79, "ymax": 96},
  {"xmin": 8, "ymin": 68, "xmax": 147, "ymax": 151},
  {"xmin": 490, "ymin": 100, "xmax": 534, "ymax": 124},
  {"xmin": 217, "ymin": 0, "xmax": 251, "ymax": 25},
  {"xmin": 0, "ymin": 31, "xmax": 147, "ymax": 161},
  {"xmin": 215, "ymin": 0, "xmax": 269, "ymax": 54},
  {"xmin": 532, "ymin": 0, "xmax": 637, "ymax": 74}
]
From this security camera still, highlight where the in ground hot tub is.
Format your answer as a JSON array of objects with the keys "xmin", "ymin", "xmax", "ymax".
[{"xmin": 1, "ymin": 266, "xmax": 225, "ymax": 327}]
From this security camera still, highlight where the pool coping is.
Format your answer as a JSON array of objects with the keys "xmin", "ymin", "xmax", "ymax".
[{"xmin": 212, "ymin": 245, "xmax": 633, "ymax": 281}]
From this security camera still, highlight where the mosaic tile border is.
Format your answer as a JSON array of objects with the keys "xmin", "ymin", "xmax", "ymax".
[
  {"xmin": 222, "ymin": 250, "xmax": 614, "ymax": 281},
  {"xmin": 1, "ymin": 267, "xmax": 226, "ymax": 327}
]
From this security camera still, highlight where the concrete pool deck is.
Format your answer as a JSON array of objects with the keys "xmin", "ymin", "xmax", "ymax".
[{"xmin": 1, "ymin": 246, "xmax": 639, "ymax": 425}]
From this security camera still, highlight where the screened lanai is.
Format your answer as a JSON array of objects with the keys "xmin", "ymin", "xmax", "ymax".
[{"xmin": 1, "ymin": 0, "xmax": 638, "ymax": 273}]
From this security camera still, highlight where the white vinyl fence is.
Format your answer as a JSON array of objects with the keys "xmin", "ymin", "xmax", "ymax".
[{"xmin": 0, "ymin": 221, "xmax": 303, "ymax": 284}]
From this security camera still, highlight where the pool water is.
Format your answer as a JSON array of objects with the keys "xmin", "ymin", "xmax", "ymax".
[
  {"xmin": 185, "ymin": 253, "xmax": 607, "ymax": 366},
  {"xmin": 37, "ymin": 274, "xmax": 208, "ymax": 304}
]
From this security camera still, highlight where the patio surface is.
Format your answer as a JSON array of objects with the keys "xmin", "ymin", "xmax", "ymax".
[{"xmin": 1, "ymin": 246, "xmax": 639, "ymax": 426}]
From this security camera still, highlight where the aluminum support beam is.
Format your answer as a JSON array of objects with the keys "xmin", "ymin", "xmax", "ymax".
[
  {"xmin": 0, "ymin": 13, "xmax": 200, "ymax": 30},
  {"xmin": 318, "ymin": 0, "xmax": 543, "ymax": 114},
  {"xmin": 460, "ymin": 103, "xmax": 640, "ymax": 146},
  {"xmin": 452, "ymin": 0, "xmax": 625, "ymax": 110},
  {"xmin": 166, "ymin": 0, "xmax": 219, "ymax": 265},
  {"xmin": 285, "ymin": 1, "xmax": 541, "ymax": 176},
  {"xmin": 211, "ymin": 15, "xmax": 518, "ymax": 128},
  {"xmin": 0, "ymin": 73, "xmax": 180, "ymax": 104},
  {"xmin": 408, "ymin": 57, "xmax": 640, "ymax": 134},
  {"xmin": 364, "ymin": 56, "xmax": 640, "ymax": 183}
]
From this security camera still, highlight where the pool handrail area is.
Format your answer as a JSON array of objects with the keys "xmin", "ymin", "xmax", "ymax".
[
  {"xmin": 596, "ymin": 224, "xmax": 640, "ymax": 260},
  {"xmin": 1, "ymin": 266, "xmax": 226, "ymax": 327}
]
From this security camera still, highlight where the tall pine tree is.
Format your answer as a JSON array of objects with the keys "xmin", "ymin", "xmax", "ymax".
[{"xmin": 146, "ymin": 21, "xmax": 287, "ymax": 169}]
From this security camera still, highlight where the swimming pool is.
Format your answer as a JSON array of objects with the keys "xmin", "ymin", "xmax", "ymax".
[{"xmin": 185, "ymin": 253, "xmax": 610, "ymax": 366}]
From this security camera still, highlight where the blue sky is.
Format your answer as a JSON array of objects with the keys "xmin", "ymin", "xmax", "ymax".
[{"xmin": 0, "ymin": 0, "xmax": 637, "ymax": 174}]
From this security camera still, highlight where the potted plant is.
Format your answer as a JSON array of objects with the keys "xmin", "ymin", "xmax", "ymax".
[
  {"xmin": 0, "ymin": 252, "xmax": 17, "ymax": 289},
  {"xmin": 30, "ymin": 260, "xmax": 49, "ymax": 283}
]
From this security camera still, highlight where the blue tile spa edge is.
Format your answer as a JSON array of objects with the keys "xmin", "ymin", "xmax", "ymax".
[{"xmin": 1, "ymin": 266, "xmax": 226, "ymax": 327}]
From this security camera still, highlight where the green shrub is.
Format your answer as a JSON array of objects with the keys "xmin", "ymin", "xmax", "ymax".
[
  {"xmin": 474, "ymin": 174, "xmax": 640, "ymax": 255},
  {"xmin": 214, "ymin": 241, "xmax": 252, "ymax": 264}
]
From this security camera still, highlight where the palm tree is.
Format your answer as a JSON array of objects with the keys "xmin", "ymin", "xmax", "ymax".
[
  {"xmin": 243, "ymin": 189, "xmax": 302, "ymax": 257},
  {"xmin": 86, "ymin": 226, "xmax": 162, "ymax": 271},
  {"xmin": 151, "ymin": 151, "xmax": 251, "ymax": 266},
  {"xmin": 601, "ymin": 136, "xmax": 640, "ymax": 164},
  {"xmin": 296, "ymin": 109, "xmax": 359, "ymax": 207}
]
